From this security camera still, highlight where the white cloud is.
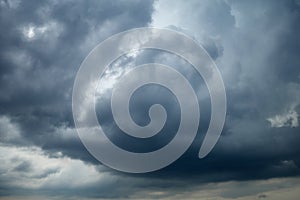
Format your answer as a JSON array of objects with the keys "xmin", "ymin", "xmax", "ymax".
[
  {"xmin": 0, "ymin": 118, "xmax": 115, "ymax": 190},
  {"xmin": 95, "ymin": 51, "xmax": 140, "ymax": 96},
  {"xmin": 0, "ymin": 144, "xmax": 113, "ymax": 190},
  {"xmin": 267, "ymin": 110, "xmax": 299, "ymax": 128},
  {"xmin": 21, "ymin": 21, "xmax": 63, "ymax": 42},
  {"xmin": 96, "ymin": 66, "xmax": 129, "ymax": 95}
]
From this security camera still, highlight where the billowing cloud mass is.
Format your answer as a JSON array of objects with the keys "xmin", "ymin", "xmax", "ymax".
[{"xmin": 0, "ymin": 0, "xmax": 300, "ymax": 199}]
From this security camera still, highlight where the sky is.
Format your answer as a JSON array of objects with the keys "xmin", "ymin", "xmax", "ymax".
[{"xmin": 0, "ymin": 0, "xmax": 300, "ymax": 199}]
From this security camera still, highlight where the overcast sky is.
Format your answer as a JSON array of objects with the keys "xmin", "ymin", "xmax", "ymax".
[{"xmin": 0, "ymin": 0, "xmax": 300, "ymax": 199}]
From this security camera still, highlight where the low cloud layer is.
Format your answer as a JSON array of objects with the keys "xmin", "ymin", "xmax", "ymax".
[{"xmin": 0, "ymin": 0, "xmax": 300, "ymax": 199}]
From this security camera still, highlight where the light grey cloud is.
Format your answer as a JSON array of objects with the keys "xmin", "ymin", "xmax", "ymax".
[
  {"xmin": 0, "ymin": 0, "xmax": 300, "ymax": 199},
  {"xmin": 267, "ymin": 109, "xmax": 299, "ymax": 128}
]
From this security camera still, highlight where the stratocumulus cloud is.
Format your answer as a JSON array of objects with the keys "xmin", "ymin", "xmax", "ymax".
[{"xmin": 0, "ymin": 0, "xmax": 300, "ymax": 199}]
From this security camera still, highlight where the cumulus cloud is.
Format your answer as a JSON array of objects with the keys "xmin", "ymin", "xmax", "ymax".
[
  {"xmin": 150, "ymin": 0, "xmax": 300, "ymax": 175},
  {"xmin": 1, "ymin": 0, "xmax": 300, "ymax": 199}
]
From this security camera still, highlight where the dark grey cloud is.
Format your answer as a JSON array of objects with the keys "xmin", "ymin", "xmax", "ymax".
[
  {"xmin": 0, "ymin": 0, "xmax": 154, "ymax": 161},
  {"xmin": 92, "ymin": 0, "xmax": 300, "ymax": 182},
  {"xmin": 0, "ymin": 0, "xmax": 300, "ymax": 199},
  {"xmin": 151, "ymin": 0, "xmax": 300, "ymax": 184}
]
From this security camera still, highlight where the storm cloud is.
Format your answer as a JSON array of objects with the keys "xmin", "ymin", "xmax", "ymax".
[{"xmin": 0, "ymin": 0, "xmax": 300, "ymax": 199}]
